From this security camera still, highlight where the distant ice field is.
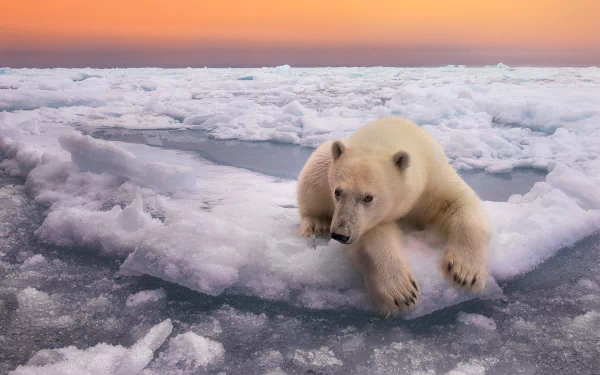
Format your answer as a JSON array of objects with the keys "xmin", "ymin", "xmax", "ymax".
[{"xmin": 1, "ymin": 65, "xmax": 600, "ymax": 373}]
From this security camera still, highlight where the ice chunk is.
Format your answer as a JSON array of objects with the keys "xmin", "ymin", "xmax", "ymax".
[
  {"xmin": 457, "ymin": 89, "xmax": 473, "ymax": 99},
  {"xmin": 255, "ymin": 350, "xmax": 284, "ymax": 368},
  {"xmin": 546, "ymin": 164, "xmax": 600, "ymax": 210},
  {"xmin": 0, "ymin": 88, "xmax": 107, "ymax": 111},
  {"xmin": 567, "ymin": 311, "xmax": 600, "ymax": 336},
  {"xmin": 143, "ymin": 332, "xmax": 225, "ymax": 374},
  {"xmin": 485, "ymin": 163, "xmax": 513, "ymax": 174},
  {"xmin": 356, "ymin": 341, "xmax": 438, "ymax": 374},
  {"xmin": 446, "ymin": 359, "xmax": 489, "ymax": 375},
  {"xmin": 264, "ymin": 367, "xmax": 288, "ymax": 375},
  {"xmin": 86, "ymin": 295, "xmax": 112, "ymax": 309},
  {"xmin": 25, "ymin": 349, "xmax": 67, "ymax": 367},
  {"xmin": 484, "ymin": 62, "xmax": 509, "ymax": 69},
  {"xmin": 292, "ymin": 346, "xmax": 343, "ymax": 369},
  {"xmin": 71, "ymin": 71, "xmax": 103, "ymax": 82},
  {"xmin": 35, "ymin": 196, "xmax": 162, "ymax": 256},
  {"xmin": 238, "ymin": 76, "xmax": 255, "ymax": 81},
  {"xmin": 488, "ymin": 166, "xmax": 600, "ymax": 279},
  {"xmin": 190, "ymin": 317, "xmax": 222, "ymax": 337},
  {"xmin": 511, "ymin": 318, "xmax": 537, "ymax": 332},
  {"xmin": 11, "ymin": 320, "xmax": 172, "ymax": 375},
  {"xmin": 11, "ymin": 344, "xmax": 127, "ymax": 375},
  {"xmin": 125, "ymin": 288, "xmax": 166, "ymax": 307},
  {"xmin": 274, "ymin": 65, "xmax": 292, "ymax": 77},
  {"xmin": 140, "ymin": 80, "xmax": 158, "ymax": 91},
  {"xmin": 0, "ymin": 137, "xmax": 42, "ymax": 178},
  {"xmin": 282, "ymin": 100, "xmax": 310, "ymax": 117},
  {"xmin": 114, "ymin": 319, "xmax": 173, "ymax": 375},
  {"xmin": 456, "ymin": 312, "xmax": 497, "ymax": 330},
  {"xmin": 17, "ymin": 287, "xmax": 73, "ymax": 328},
  {"xmin": 58, "ymin": 134, "xmax": 196, "ymax": 194},
  {"xmin": 212, "ymin": 305, "xmax": 268, "ymax": 332},
  {"xmin": 120, "ymin": 214, "xmax": 253, "ymax": 295},
  {"xmin": 577, "ymin": 279, "xmax": 600, "ymax": 291},
  {"xmin": 20, "ymin": 254, "xmax": 46, "ymax": 270},
  {"xmin": 182, "ymin": 113, "xmax": 217, "ymax": 125}
]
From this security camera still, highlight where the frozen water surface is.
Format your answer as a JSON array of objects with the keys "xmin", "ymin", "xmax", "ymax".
[
  {"xmin": 1, "ymin": 66, "xmax": 600, "ymax": 374},
  {"xmin": 93, "ymin": 128, "xmax": 315, "ymax": 180},
  {"xmin": 93, "ymin": 128, "xmax": 547, "ymax": 201}
]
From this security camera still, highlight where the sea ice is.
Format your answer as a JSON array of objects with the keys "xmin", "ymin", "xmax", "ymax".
[
  {"xmin": 10, "ymin": 319, "xmax": 173, "ymax": 375},
  {"xmin": 125, "ymin": 288, "xmax": 166, "ymax": 308},
  {"xmin": 1, "ymin": 66, "xmax": 599, "ymax": 322},
  {"xmin": 142, "ymin": 332, "xmax": 225, "ymax": 375}
]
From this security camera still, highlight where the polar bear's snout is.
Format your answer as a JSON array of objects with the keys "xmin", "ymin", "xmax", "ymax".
[
  {"xmin": 331, "ymin": 205, "xmax": 358, "ymax": 244},
  {"xmin": 331, "ymin": 232, "xmax": 350, "ymax": 244}
]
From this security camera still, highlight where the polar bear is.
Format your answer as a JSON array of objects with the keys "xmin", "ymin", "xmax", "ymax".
[{"xmin": 297, "ymin": 117, "xmax": 491, "ymax": 316}]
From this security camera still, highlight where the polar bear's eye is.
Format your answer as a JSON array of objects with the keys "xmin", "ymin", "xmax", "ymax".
[
  {"xmin": 334, "ymin": 188, "xmax": 342, "ymax": 196},
  {"xmin": 364, "ymin": 195, "xmax": 373, "ymax": 203}
]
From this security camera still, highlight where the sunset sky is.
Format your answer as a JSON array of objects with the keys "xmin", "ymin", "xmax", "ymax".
[{"xmin": 2, "ymin": 0, "xmax": 599, "ymax": 67}]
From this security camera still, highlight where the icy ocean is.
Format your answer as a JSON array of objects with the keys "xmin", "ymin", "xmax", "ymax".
[{"xmin": 1, "ymin": 65, "xmax": 599, "ymax": 374}]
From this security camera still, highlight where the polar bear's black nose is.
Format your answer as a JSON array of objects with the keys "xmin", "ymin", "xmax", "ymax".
[{"xmin": 331, "ymin": 232, "xmax": 350, "ymax": 244}]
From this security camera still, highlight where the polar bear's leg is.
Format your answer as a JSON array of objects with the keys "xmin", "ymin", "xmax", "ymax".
[
  {"xmin": 348, "ymin": 222, "xmax": 419, "ymax": 317},
  {"xmin": 297, "ymin": 141, "xmax": 335, "ymax": 237},
  {"xmin": 299, "ymin": 216, "xmax": 332, "ymax": 237},
  {"xmin": 437, "ymin": 199, "xmax": 491, "ymax": 292}
]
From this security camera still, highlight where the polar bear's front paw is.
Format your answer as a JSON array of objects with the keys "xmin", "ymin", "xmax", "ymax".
[
  {"xmin": 299, "ymin": 216, "xmax": 331, "ymax": 237},
  {"xmin": 365, "ymin": 268, "xmax": 420, "ymax": 317},
  {"xmin": 442, "ymin": 247, "xmax": 487, "ymax": 293}
]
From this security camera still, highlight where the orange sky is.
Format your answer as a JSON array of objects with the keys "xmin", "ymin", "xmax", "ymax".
[{"xmin": 2, "ymin": 0, "xmax": 599, "ymax": 67}]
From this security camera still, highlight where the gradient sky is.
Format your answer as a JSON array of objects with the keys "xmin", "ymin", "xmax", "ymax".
[{"xmin": 2, "ymin": 0, "xmax": 599, "ymax": 67}]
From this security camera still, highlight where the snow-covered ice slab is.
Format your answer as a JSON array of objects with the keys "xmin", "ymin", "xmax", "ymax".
[{"xmin": 1, "ymin": 66, "xmax": 600, "ymax": 319}]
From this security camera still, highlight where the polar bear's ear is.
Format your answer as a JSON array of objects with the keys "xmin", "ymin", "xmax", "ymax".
[
  {"xmin": 393, "ymin": 151, "xmax": 410, "ymax": 170},
  {"xmin": 331, "ymin": 141, "xmax": 346, "ymax": 161}
]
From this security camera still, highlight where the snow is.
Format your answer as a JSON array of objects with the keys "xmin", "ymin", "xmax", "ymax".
[{"xmin": 1, "ymin": 66, "xmax": 600, "ymax": 373}]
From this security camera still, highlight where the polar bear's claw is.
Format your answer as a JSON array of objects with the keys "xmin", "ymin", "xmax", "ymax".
[
  {"xmin": 442, "ymin": 248, "xmax": 487, "ymax": 293},
  {"xmin": 366, "ymin": 269, "xmax": 420, "ymax": 317}
]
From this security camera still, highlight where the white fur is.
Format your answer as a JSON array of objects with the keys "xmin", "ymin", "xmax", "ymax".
[{"xmin": 297, "ymin": 117, "xmax": 491, "ymax": 316}]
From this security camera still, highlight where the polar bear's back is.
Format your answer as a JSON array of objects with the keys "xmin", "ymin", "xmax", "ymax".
[{"xmin": 347, "ymin": 116, "xmax": 448, "ymax": 165}]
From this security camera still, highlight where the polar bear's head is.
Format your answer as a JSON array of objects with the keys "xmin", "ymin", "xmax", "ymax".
[{"xmin": 328, "ymin": 140, "xmax": 412, "ymax": 244}]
